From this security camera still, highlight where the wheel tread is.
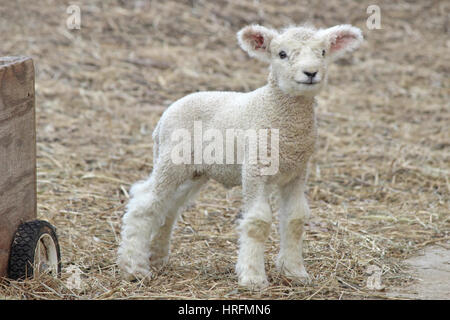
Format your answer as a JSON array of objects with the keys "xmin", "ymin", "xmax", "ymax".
[{"xmin": 8, "ymin": 220, "xmax": 61, "ymax": 280}]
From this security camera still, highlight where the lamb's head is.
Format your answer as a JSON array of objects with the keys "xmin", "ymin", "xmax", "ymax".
[{"xmin": 237, "ymin": 24, "xmax": 363, "ymax": 96}]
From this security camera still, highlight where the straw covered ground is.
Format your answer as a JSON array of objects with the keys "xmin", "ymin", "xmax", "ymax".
[{"xmin": 0, "ymin": 0, "xmax": 448, "ymax": 299}]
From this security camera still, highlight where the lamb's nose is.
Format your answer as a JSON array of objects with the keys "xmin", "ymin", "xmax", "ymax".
[{"xmin": 303, "ymin": 71, "xmax": 318, "ymax": 78}]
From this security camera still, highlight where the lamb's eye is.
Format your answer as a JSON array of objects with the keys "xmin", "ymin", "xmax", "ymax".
[
  {"xmin": 279, "ymin": 51, "xmax": 287, "ymax": 59},
  {"xmin": 322, "ymin": 50, "xmax": 326, "ymax": 57}
]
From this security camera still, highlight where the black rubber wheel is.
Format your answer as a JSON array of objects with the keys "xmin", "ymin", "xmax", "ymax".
[{"xmin": 7, "ymin": 220, "xmax": 61, "ymax": 280}]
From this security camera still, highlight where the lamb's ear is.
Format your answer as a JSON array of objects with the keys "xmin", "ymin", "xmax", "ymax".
[
  {"xmin": 237, "ymin": 25, "xmax": 279, "ymax": 62},
  {"xmin": 319, "ymin": 25, "xmax": 363, "ymax": 60}
]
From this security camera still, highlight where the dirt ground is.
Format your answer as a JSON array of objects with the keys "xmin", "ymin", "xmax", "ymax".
[
  {"xmin": 387, "ymin": 243, "xmax": 449, "ymax": 299},
  {"xmin": 0, "ymin": 0, "xmax": 448, "ymax": 299}
]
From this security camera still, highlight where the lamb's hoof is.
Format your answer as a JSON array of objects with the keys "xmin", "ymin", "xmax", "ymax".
[
  {"xmin": 277, "ymin": 261, "xmax": 311, "ymax": 285},
  {"xmin": 117, "ymin": 257, "xmax": 152, "ymax": 282},
  {"xmin": 120, "ymin": 268, "xmax": 152, "ymax": 283},
  {"xmin": 149, "ymin": 253, "xmax": 169, "ymax": 268},
  {"xmin": 283, "ymin": 269, "xmax": 311, "ymax": 285},
  {"xmin": 238, "ymin": 274, "xmax": 269, "ymax": 290}
]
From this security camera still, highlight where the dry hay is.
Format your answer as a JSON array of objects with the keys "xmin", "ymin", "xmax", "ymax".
[{"xmin": 0, "ymin": 0, "xmax": 448, "ymax": 299}]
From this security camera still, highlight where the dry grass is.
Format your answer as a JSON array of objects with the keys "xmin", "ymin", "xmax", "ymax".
[{"xmin": 0, "ymin": 0, "xmax": 448, "ymax": 299}]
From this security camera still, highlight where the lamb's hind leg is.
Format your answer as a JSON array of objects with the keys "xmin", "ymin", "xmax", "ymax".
[
  {"xmin": 148, "ymin": 177, "xmax": 207, "ymax": 267},
  {"xmin": 117, "ymin": 160, "xmax": 189, "ymax": 280},
  {"xmin": 276, "ymin": 177, "xmax": 311, "ymax": 283}
]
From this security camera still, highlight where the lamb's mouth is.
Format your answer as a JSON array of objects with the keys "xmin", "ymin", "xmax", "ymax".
[{"xmin": 296, "ymin": 81, "xmax": 320, "ymax": 85}]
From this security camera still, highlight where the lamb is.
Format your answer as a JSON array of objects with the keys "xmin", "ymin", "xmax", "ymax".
[{"xmin": 117, "ymin": 23, "xmax": 363, "ymax": 289}]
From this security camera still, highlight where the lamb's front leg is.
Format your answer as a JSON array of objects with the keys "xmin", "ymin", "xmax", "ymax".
[
  {"xmin": 236, "ymin": 178, "xmax": 272, "ymax": 289},
  {"xmin": 277, "ymin": 178, "xmax": 311, "ymax": 283}
]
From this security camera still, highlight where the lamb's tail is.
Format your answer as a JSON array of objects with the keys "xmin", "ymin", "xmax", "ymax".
[{"xmin": 152, "ymin": 120, "xmax": 161, "ymax": 166}]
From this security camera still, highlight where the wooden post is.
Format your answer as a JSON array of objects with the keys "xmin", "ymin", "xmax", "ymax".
[{"xmin": 0, "ymin": 56, "xmax": 36, "ymax": 278}]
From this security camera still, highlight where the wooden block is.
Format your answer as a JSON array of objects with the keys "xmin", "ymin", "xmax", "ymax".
[{"xmin": 0, "ymin": 56, "xmax": 36, "ymax": 278}]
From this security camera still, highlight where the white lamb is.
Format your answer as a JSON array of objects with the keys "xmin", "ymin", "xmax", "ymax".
[{"xmin": 117, "ymin": 24, "xmax": 363, "ymax": 289}]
